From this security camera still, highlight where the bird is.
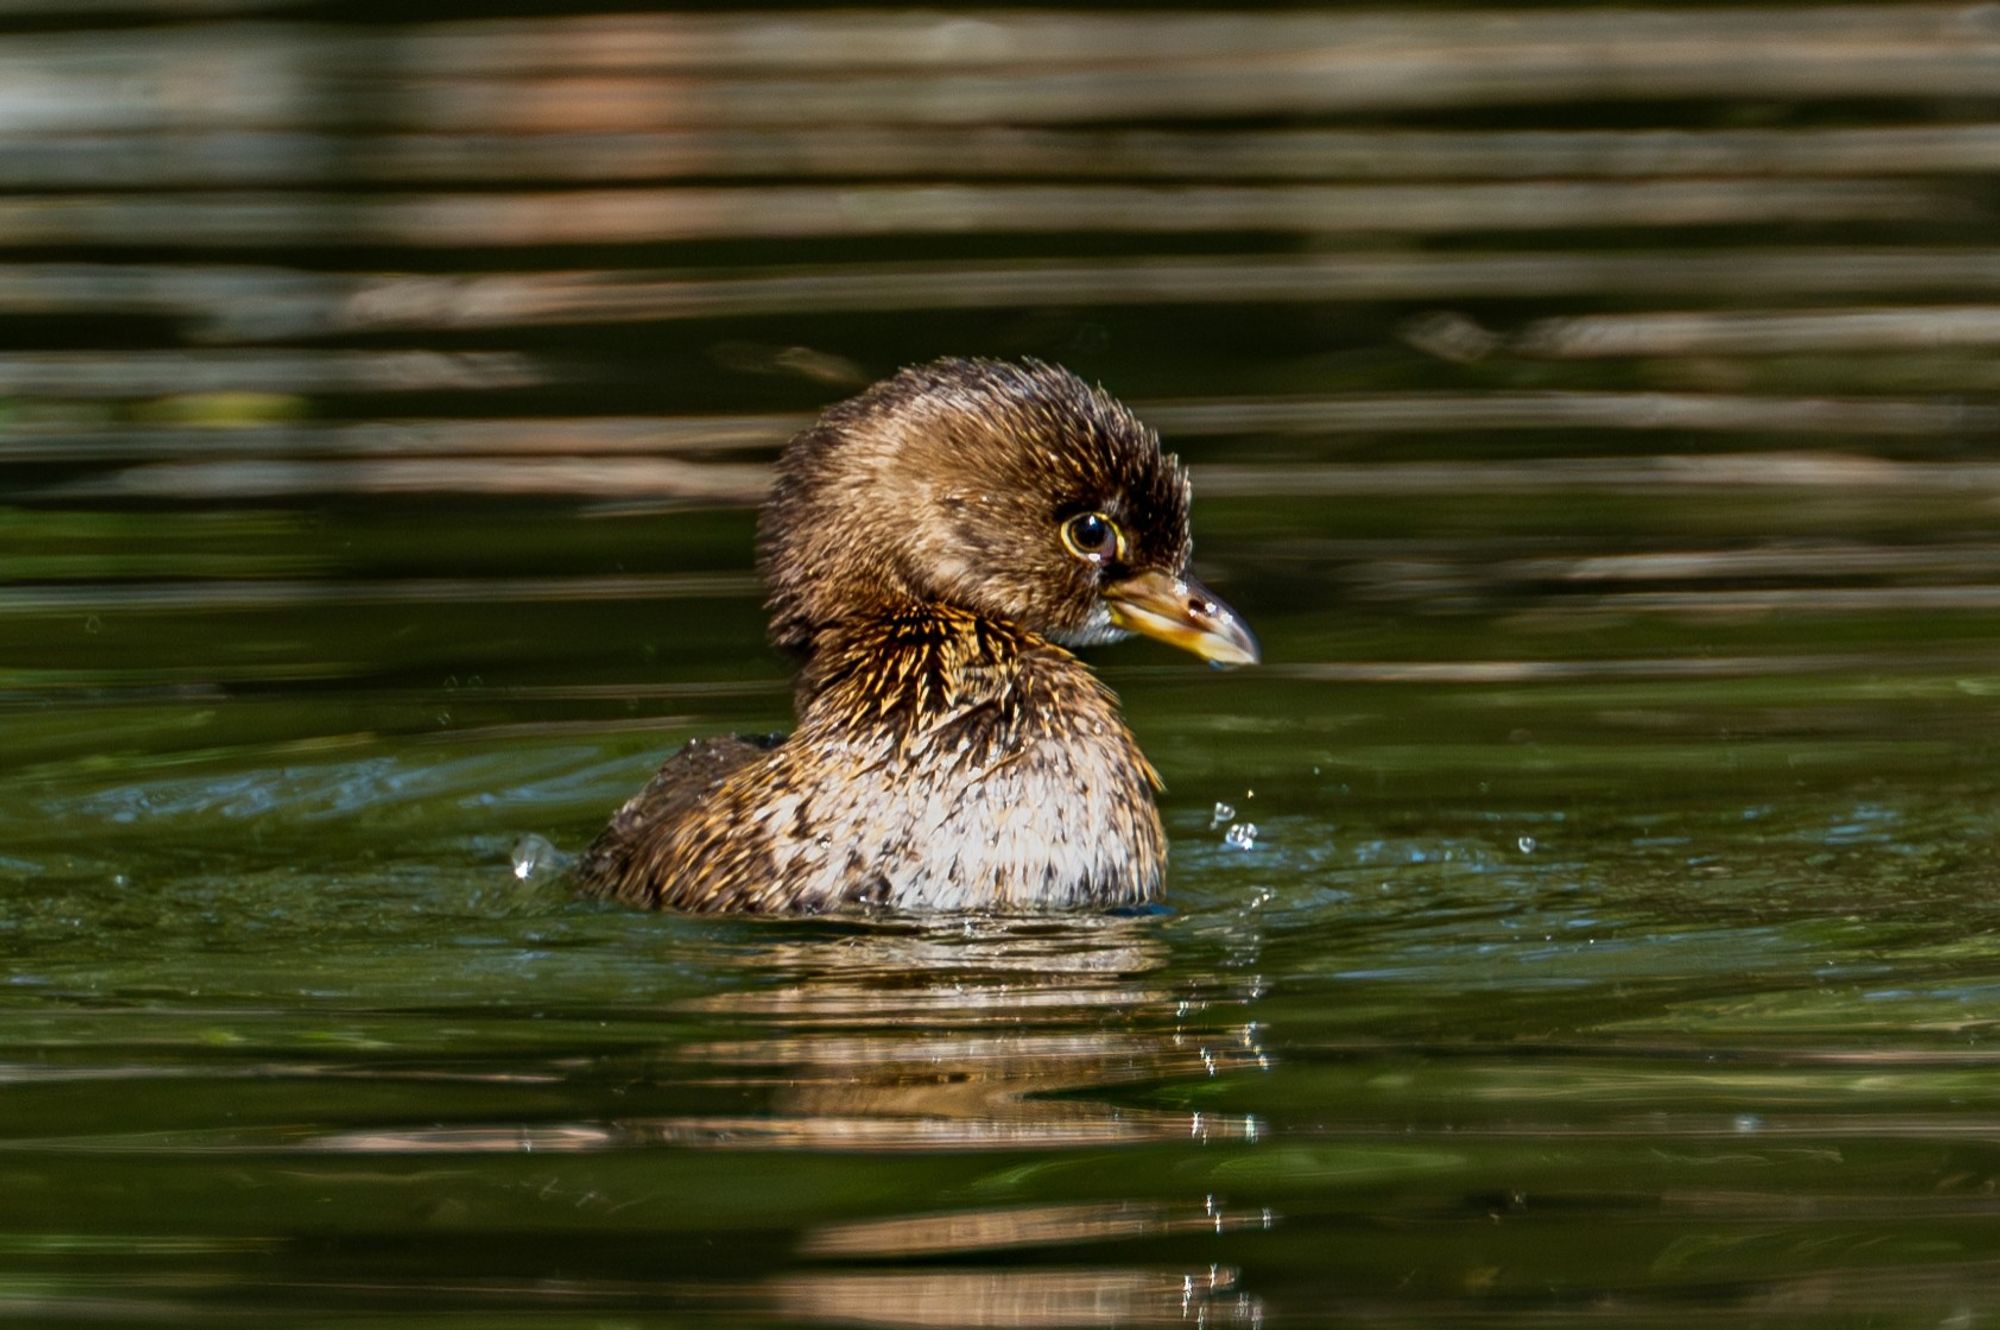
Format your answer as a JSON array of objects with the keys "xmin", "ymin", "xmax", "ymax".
[{"xmin": 576, "ymin": 357, "xmax": 1257, "ymax": 913}]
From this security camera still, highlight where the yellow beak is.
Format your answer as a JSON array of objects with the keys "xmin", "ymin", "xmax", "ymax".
[{"xmin": 1104, "ymin": 568, "xmax": 1260, "ymax": 668}]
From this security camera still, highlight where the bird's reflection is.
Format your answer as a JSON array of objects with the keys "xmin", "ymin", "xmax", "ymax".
[
  {"xmin": 660, "ymin": 914, "xmax": 1267, "ymax": 1150},
  {"xmin": 693, "ymin": 915, "xmax": 1270, "ymax": 1328},
  {"xmin": 311, "ymin": 914, "xmax": 1271, "ymax": 1327}
]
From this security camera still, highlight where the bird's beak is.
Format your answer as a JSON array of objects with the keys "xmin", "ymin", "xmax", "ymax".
[{"xmin": 1104, "ymin": 568, "xmax": 1260, "ymax": 668}]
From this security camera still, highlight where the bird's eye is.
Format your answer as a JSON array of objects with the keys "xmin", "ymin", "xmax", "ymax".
[{"xmin": 1060, "ymin": 511, "xmax": 1124, "ymax": 564}]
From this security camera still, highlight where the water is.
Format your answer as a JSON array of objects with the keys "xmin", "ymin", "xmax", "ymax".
[{"xmin": 7, "ymin": 3, "xmax": 2000, "ymax": 1325}]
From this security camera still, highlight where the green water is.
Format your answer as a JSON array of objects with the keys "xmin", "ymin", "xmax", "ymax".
[
  {"xmin": 9, "ymin": 2, "xmax": 2000, "ymax": 1325},
  {"xmin": 7, "ymin": 490, "xmax": 2000, "ymax": 1326}
]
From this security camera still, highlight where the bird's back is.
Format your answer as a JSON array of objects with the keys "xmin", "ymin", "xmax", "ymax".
[{"xmin": 576, "ymin": 732, "xmax": 782, "ymax": 897}]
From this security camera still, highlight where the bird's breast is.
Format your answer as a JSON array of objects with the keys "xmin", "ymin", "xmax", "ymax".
[{"xmin": 775, "ymin": 647, "xmax": 1165, "ymax": 909}]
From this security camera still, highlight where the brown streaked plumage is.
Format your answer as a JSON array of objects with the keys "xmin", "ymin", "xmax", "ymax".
[{"xmin": 576, "ymin": 357, "xmax": 1257, "ymax": 913}]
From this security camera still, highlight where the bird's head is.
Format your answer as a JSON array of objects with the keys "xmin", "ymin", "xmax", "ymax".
[{"xmin": 759, "ymin": 357, "xmax": 1258, "ymax": 668}]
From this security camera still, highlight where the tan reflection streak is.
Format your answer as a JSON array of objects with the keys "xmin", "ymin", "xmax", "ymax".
[
  {"xmin": 1517, "ymin": 306, "xmax": 2000, "ymax": 357},
  {"xmin": 11, "ymin": 252, "xmax": 2000, "ymax": 341},
  {"xmin": 38, "ymin": 457, "xmax": 773, "ymax": 503},
  {"xmin": 806, "ymin": 1201, "xmax": 1178, "ymax": 1257},
  {"xmin": 10, "ymin": 391, "xmax": 1989, "ymax": 475},
  {"xmin": 764, "ymin": 1266, "xmax": 1253, "ymax": 1330},
  {"xmin": 12, "ymin": 124, "xmax": 2000, "ymax": 187},
  {"xmin": 295, "ymin": 252, "xmax": 2000, "ymax": 332},
  {"xmin": 686, "ymin": 1028, "xmax": 1210, "ymax": 1064},
  {"xmin": 0, "ymin": 416, "xmax": 810, "ymax": 465},
  {"xmin": 0, "ymin": 180, "xmax": 1933, "ymax": 249},
  {"xmin": 0, "ymin": 573, "xmax": 752, "ymax": 615},
  {"xmin": 1549, "ymin": 585, "xmax": 2000, "ymax": 614},
  {"xmin": 44, "ymin": 452, "xmax": 2000, "ymax": 507},
  {"xmin": 669, "ymin": 1040, "xmax": 1264, "ymax": 1150},
  {"xmin": 393, "ymin": 8, "xmax": 2000, "ymax": 78},
  {"xmin": 636, "ymin": 1110, "xmax": 1256, "ymax": 1150},
  {"xmin": 1193, "ymin": 455, "xmax": 2000, "ymax": 498},
  {"xmin": 312, "ymin": 1124, "xmax": 617, "ymax": 1153},
  {"xmin": 802, "ymin": 1199, "xmax": 1273, "ymax": 1258},
  {"xmin": 0, "ymin": 350, "xmax": 538, "ymax": 396},
  {"xmin": 689, "ymin": 983, "xmax": 1175, "ymax": 1021},
  {"xmin": 310, "ymin": 1110, "xmax": 1254, "ymax": 1154},
  {"xmin": 1148, "ymin": 392, "xmax": 2000, "ymax": 438},
  {"xmin": 1505, "ymin": 543, "xmax": 2000, "ymax": 585},
  {"xmin": 11, "ymin": 9, "xmax": 2000, "ymax": 132}
]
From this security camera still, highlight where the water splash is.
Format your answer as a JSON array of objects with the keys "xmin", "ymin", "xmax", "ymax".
[{"xmin": 510, "ymin": 833, "xmax": 562, "ymax": 882}]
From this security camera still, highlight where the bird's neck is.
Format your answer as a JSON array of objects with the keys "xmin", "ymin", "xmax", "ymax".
[{"xmin": 792, "ymin": 603, "xmax": 1053, "ymax": 724}]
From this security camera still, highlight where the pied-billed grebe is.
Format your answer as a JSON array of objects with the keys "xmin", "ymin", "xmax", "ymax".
[{"xmin": 577, "ymin": 357, "xmax": 1257, "ymax": 912}]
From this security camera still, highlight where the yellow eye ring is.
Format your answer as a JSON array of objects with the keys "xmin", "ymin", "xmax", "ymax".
[{"xmin": 1060, "ymin": 511, "xmax": 1125, "ymax": 565}]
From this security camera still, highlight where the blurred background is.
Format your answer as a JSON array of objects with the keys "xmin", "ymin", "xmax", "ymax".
[
  {"xmin": 7, "ymin": 3, "xmax": 2000, "ymax": 1327},
  {"xmin": 9, "ymin": 4, "xmax": 2000, "ymax": 686}
]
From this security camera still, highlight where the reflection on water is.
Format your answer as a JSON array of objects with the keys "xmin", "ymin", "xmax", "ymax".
[
  {"xmin": 765, "ymin": 1266, "xmax": 1257, "ymax": 1330},
  {"xmin": 7, "ymin": 0, "xmax": 2000, "ymax": 1326},
  {"xmin": 657, "ymin": 925, "xmax": 1268, "ymax": 1328},
  {"xmin": 0, "ymin": 916, "xmax": 1276, "ymax": 1326},
  {"xmin": 676, "ymin": 923, "xmax": 1266, "ymax": 1150},
  {"xmin": 307, "ymin": 921, "xmax": 1267, "ymax": 1153}
]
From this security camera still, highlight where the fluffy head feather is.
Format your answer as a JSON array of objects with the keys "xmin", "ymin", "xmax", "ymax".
[{"xmin": 759, "ymin": 358, "xmax": 1193, "ymax": 657}]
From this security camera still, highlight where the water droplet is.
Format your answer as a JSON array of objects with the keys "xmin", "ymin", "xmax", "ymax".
[
  {"xmin": 1224, "ymin": 822, "xmax": 1258, "ymax": 851},
  {"xmin": 1733, "ymin": 1113, "xmax": 1764, "ymax": 1133},
  {"xmin": 1517, "ymin": 835, "xmax": 1537, "ymax": 853},
  {"xmin": 1209, "ymin": 801, "xmax": 1236, "ymax": 829},
  {"xmin": 83, "ymin": 615, "xmax": 102, "ymax": 635},
  {"xmin": 511, "ymin": 834, "xmax": 558, "ymax": 882}
]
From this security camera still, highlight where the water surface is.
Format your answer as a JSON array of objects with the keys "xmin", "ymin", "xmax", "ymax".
[{"xmin": 6, "ymin": 4, "xmax": 2000, "ymax": 1325}]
